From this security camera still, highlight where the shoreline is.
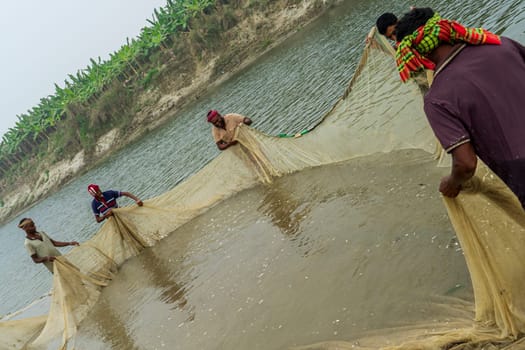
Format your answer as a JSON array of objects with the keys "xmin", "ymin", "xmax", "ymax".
[{"xmin": 0, "ymin": 0, "xmax": 340, "ymax": 226}]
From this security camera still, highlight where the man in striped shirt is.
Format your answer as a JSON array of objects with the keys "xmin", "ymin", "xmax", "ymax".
[{"xmin": 88, "ymin": 184, "xmax": 143, "ymax": 223}]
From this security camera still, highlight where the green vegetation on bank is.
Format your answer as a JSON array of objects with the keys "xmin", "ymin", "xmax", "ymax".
[
  {"xmin": 0, "ymin": 0, "xmax": 330, "ymax": 222},
  {"xmin": 1, "ymin": 0, "xmax": 216, "ymax": 175}
]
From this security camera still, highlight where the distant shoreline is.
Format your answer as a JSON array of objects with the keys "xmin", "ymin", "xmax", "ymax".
[{"xmin": 0, "ymin": 0, "xmax": 340, "ymax": 226}]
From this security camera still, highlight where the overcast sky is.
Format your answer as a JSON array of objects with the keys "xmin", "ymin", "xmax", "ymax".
[{"xmin": 0, "ymin": 0, "xmax": 167, "ymax": 139}]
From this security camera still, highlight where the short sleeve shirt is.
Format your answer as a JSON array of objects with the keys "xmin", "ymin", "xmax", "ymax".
[
  {"xmin": 424, "ymin": 37, "xmax": 525, "ymax": 205},
  {"xmin": 25, "ymin": 231, "xmax": 61, "ymax": 272},
  {"xmin": 91, "ymin": 190, "xmax": 121, "ymax": 217},
  {"xmin": 211, "ymin": 113, "xmax": 245, "ymax": 143}
]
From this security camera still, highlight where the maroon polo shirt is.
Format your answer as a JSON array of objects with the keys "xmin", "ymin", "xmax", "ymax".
[{"xmin": 424, "ymin": 37, "xmax": 525, "ymax": 207}]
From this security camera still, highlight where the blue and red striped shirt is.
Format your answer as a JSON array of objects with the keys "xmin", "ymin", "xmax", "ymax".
[{"xmin": 91, "ymin": 190, "xmax": 122, "ymax": 217}]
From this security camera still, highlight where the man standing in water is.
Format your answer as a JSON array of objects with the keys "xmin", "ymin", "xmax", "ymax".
[
  {"xmin": 18, "ymin": 218, "xmax": 79, "ymax": 273},
  {"xmin": 207, "ymin": 110, "xmax": 252, "ymax": 151},
  {"xmin": 395, "ymin": 9, "xmax": 525, "ymax": 207},
  {"xmin": 88, "ymin": 184, "xmax": 143, "ymax": 223}
]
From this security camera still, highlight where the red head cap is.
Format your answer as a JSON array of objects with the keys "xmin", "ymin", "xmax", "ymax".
[
  {"xmin": 87, "ymin": 184, "xmax": 100, "ymax": 196},
  {"xmin": 207, "ymin": 110, "xmax": 219, "ymax": 123}
]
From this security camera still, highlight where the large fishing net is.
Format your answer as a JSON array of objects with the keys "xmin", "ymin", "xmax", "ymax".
[{"xmin": 1, "ymin": 27, "xmax": 524, "ymax": 350}]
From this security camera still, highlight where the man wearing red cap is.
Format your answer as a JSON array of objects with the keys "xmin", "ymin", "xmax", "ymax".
[
  {"xmin": 87, "ymin": 184, "xmax": 143, "ymax": 223},
  {"xmin": 206, "ymin": 110, "xmax": 252, "ymax": 150}
]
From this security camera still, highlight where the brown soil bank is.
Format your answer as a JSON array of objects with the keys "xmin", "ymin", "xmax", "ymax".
[{"xmin": 0, "ymin": 0, "xmax": 340, "ymax": 225}]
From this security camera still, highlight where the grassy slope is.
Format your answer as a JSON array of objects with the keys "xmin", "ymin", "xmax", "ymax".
[{"xmin": 0, "ymin": 0, "xmax": 338, "ymax": 224}]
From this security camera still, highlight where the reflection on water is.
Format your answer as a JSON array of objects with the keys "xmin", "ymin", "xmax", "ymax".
[
  {"xmin": 1, "ymin": 2, "xmax": 523, "ymax": 349},
  {"xmin": 257, "ymin": 182, "xmax": 311, "ymax": 237},
  {"xmin": 90, "ymin": 297, "xmax": 139, "ymax": 350},
  {"xmin": 74, "ymin": 150, "xmax": 472, "ymax": 350},
  {"xmin": 0, "ymin": 0, "xmax": 523, "ymax": 318},
  {"xmin": 139, "ymin": 248, "xmax": 194, "ymax": 319},
  {"xmin": 81, "ymin": 248, "xmax": 195, "ymax": 350}
]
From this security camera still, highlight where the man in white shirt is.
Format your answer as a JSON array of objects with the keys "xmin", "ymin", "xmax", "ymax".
[{"xmin": 18, "ymin": 218, "xmax": 79, "ymax": 273}]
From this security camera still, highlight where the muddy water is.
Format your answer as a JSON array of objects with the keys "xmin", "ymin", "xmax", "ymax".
[
  {"xmin": 73, "ymin": 150, "xmax": 472, "ymax": 349},
  {"xmin": 1, "ymin": 3, "xmax": 524, "ymax": 350},
  {"xmin": 0, "ymin": 0, "xmax": 523, "ymax": 318}
]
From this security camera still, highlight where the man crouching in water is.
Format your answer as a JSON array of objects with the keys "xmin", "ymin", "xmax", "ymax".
[{"xmin": 206, "ymin": 109, "xmax": 252, "ymax": 150}]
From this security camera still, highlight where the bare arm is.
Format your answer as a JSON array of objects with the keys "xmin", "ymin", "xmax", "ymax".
[
  {"xmin": 121, "ymin": 192, "xmax": 143, "ymax": 206},
  {"xmin": 439, "ymin": 142, "xmax": 477, "ymax": 197},
  {"xmin": 216, "ymin": 140, "xmax": 238, "ymax": 151},
  {"xmin": 95, "ymin": 208, "xmax": 114, "ymax": 223},
  {"xmin": 31, "ymin": 253, "xmax": 56, "ymax": 264},
  {"xmin": 50, "ymin": 238, "xmax": 79, "ymax": 247}
]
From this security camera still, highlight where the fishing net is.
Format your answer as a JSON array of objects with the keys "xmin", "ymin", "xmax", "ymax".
[{"xmin": 1, "ymin": 27, "xmax": 524, "ymax": 349}]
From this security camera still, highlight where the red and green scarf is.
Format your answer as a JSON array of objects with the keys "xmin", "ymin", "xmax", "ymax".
[{"xmin": 395, "ymin": 13, "xmax": 501, "ymax": 82}]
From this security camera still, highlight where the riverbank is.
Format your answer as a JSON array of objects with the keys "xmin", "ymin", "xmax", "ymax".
[{"xmin": 0, "ymin": 0, "xmax": 340, "ymax": 225}]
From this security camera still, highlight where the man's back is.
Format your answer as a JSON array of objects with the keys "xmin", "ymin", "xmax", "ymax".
[{"xmin": 424, "ymin": 37, "xmax": 525, "ymax": 203}]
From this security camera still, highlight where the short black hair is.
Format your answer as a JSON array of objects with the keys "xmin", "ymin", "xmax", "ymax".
[
  {"xmin": 395, "ymin": 7, "xmax": 435, "ymax": 42},
  {"xmin": 376, "ymin": 13, "xmax": 398, "ymax": 35}
]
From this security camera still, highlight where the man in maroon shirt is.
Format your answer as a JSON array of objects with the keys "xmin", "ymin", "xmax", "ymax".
[{"xmin": 395, "ymin": 9, "xmax": 525, "ymax": 208}]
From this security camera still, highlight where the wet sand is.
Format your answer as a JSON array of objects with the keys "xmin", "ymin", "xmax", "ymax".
[{"xmin": 71, "ymin": 149, "xmax": 472, "ymax": 349}]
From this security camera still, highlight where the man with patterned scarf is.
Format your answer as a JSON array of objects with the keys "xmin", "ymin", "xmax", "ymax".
[{"xmin": 395, "ymin": 8, "xmax": 525, "ymax": 208}]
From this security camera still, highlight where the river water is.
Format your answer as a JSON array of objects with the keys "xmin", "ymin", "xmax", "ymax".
[{"xmin": 0, "ymin": 0, "xmax": 524, "ymax": 348}]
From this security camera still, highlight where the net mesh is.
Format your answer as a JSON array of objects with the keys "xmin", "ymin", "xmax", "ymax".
[{"xmin": 1, "ymin": 27, "xmax": 524, "ymax": 349}]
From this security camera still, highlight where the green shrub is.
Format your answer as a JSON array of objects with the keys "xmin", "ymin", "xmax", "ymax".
[{"xmin": 141, "ymin": 68, "xmax": 160, "ymax": 89}]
